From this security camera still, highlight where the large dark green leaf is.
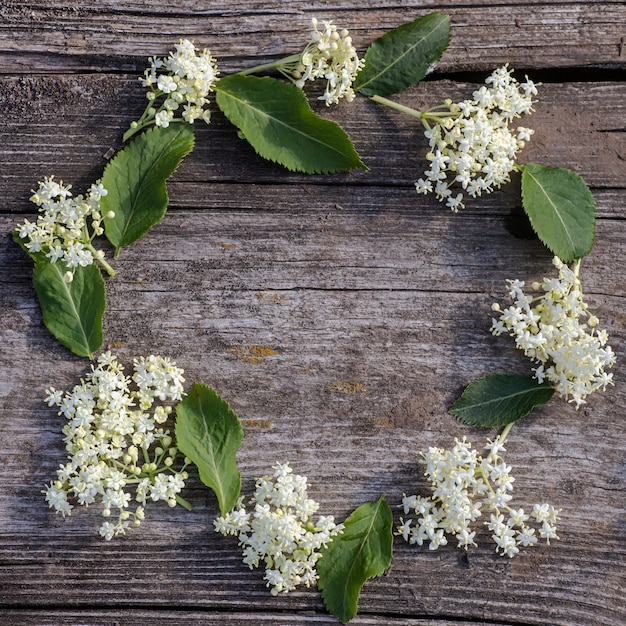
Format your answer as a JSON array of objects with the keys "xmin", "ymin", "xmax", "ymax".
[
  {"xmin": 175, "ymin": 383, "xmax": 243, "ymax": 515},
  {"xmin": 317, "ymin": 495, "xmax": 393, "ymax": 623},
  {"xmin": 102, "ymin": 124, "xmax": 195, "ymax": 255},
  {"xmin": 449, "ymin": 374, "xmax": 555, "ymax": 427},
  {"xmin": 33, "ymin": 260, "xmax": 105, "ymax": 359},
  {"xmin": 215, "ymin": 74, "xmax": 366, "ymax": 174},
  {"xmin": 521, "ymin": 163, "xmax": 596, "ymax": 262},
  {"xmin": 354, "ymin": 12, "xmax": 451, "ymax": 97}
]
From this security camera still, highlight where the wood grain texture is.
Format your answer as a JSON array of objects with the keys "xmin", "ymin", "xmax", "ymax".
[
  {"xmin": 1, "ymin": 1, "xmax": 625, "ymax": 73},
  {"xmin": 0, "ymin": 612, "xmax": 539, "ymax": 626},
  {"xmin": 0, "ymin": 77, "xmax": 624, "ymax": 213},
  {"xmin": 1, "ymin": 2, "xmax": 625, "ymax": 625}
]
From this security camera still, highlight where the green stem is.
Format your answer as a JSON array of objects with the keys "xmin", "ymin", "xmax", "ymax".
[
  {"xmin": 239, "ymin": 53, "xmax": 301, "ymax": 76},
  {"xmin": 370, "ymin": 94, "xmax": 424, "ymax": 121},
  {"xmin": 98, "ymin": 259, "xmax": 115, "ymax": 276},
  {"xmin": 122, "ymin": 94, "xmax": 163, "ymax": 142},
  {"xmin": 123, "ymin": 125, "xmax": 141, "ymax": 143},
  {"xmin": 499, "ymin": 422, "xmax": 515, "ymax": 445},
  {"xmin": 141, "ymin": 445, "xmax": 151, "ymax": 468},
  {"xmin": 572, "ymin": 259, "xmax": 581, "ymax": 278},
  {"xmin": 86, "ymin": 243, "xmax": 116, "ymax": 277},
  {"xmin": 176, "ymin": 494, "xmax": 193, "ymax": 511},
  {"xmin": 123, "ymin": 117, "xmax": 154, "ymax": 142}
]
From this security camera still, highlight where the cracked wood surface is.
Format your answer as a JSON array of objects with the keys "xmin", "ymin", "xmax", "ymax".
[{"xmin": 0, "ymin": 1, "xmax": 625, "ymax": 625}]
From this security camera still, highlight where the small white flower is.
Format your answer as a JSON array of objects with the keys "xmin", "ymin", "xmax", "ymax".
[
  {"xmin": 154, "ymin": 109, "xmax": 173, "ymax": 128},
  {"xmin": 415, "ymin": 178, "xmax": 434, "ymax": 194},
  {"xmin": 517, "ymin": 526, "xmax": 538, "ymax": 547}
]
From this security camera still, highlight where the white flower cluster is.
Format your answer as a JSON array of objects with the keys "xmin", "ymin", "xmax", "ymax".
[
  {"xmin": 138, "ymin": 38, "xmax": 219, "ymax": 129},
  {"xmin": 43, "ymin": 351, "xmax": 188, "ymax": 540},
  {"xmin": 214, "ymin": 462, "xmax": 343, "ymax": 595},
  {"xmin": 291, "ymin": 18, "xmax": 364, "ymax": 105},
  {"xmin": 415, "ymin": 64, "xmax": 537, "ymax": 211},
  {"xmin": 398, "ymin": 437, "xmax": 560, "ymax": 558},
  {"xmin": 16, "ymin": 177, "xmax": 111, "ymax": 282},
  {"xmin": 491, "ymin": 257, "xmax": 616, "ymax": 407}
]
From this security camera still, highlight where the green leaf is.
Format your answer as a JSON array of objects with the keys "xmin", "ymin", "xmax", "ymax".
[
  {"xmin": 215, "ymin": 74, "xmax": 366, "ymax": 174},
  {"xmin": 102, "ymin": 123, "xmax": 195, "ymax": 255},
  {"xmin": 521, "ymin": 163, "xmax": 596, "ymax": 263},
  {"xmin": 449, "ymin": 374, "xmax": 556, "ymax": 427},
  {"xmin": 175, "ymin": 383, "xmax": 243, "ymax": 515},
  {"xmin": 354, "ymin": 12, "xmax": 451, "ymax": 97},
  {"xmin": 32, "ymin": 260, "xmax": 105, "ymax": 359},
  {"xmin": 317, "ymin": 495, "xmax": 393, "ymax": 624}
]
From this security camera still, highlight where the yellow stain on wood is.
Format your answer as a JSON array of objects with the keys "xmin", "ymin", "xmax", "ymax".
[
  {"xmin": 241, "ymin": 419, "xmax": 273, "ymax": 429},
  {"xmin": 372, "ymin": 417, "xmax": 392, "ymax": 427},
  {"xmin": 256, "ymin": 290, "xmax": 289, "ymax": 304},
  {"xmin": 214, "ymin": 241, "xmax": 237, "ymax": 249},
  {"xmin": 227, "ymin": 344, "xmax": 279, "ymax": 363},
  {"xmin": 106, "ymin": 341, "xmax": 125, "ymax": 349},
  {"xmin": 326, "ymin": 381, "xmax": 369, "ymax": 394}
]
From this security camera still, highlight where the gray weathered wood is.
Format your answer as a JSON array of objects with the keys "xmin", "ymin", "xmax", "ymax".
[
  {"xmin": 1, "ymin": 77, "xmax": 625, "ymax": 212},
  {"xmin": 1, "ymin": 1, "xmax": 625, "ymax": 73},
  {"xmin": 1, "ymin": 2, "xmax": 624, "ymax": 625}
]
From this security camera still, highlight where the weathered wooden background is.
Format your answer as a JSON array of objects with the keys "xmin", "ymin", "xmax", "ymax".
[{"xmin": 1, "ymin": 1, "xmax": 625, "ymax": 625}]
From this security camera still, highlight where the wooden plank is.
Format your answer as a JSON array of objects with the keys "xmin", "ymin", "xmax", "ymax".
[
  {"xmin": 1, "ymin": 205, "xmax": 624, "ymax": 624},
  {"xmin": 1, "ymin": 1, "xmax": 625, "ymax": 624},
  {"xmin": 0, "ymin": 76, "xmax": 624, "ymax": 212},
  {"xmin": 4, "ymin": 208, "xmax": 625, "ymax": 294},
  {"xmin": 0, "ymin": 610, "xmax": 528, "ymax": 626},
  {"xmin": 1, "ymin": 2, "xmax": 625, "ymax": 73}
]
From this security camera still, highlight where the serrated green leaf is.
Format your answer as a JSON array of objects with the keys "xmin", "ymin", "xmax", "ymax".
[
  {"xmin": 521, "ymin": 163, "xmax": 596, "ymax": 263},
  {"xmin": 215, "ymin": 74, "xmax": 366, "ymax": 174},
  {"xmin": 318, "ymin": 495, "xmax": 393, "ymax": 624},
  {"xmin": 449, "ymin": 374, "xmax": 555, "ymax": 427},
  {"xmin": 32, "ymin": 260, "xmax": 105, "ymax": 359},
  {"xmin": 354, "ymin": 12, "xmax": 451, "ymax": 97},
  {"xmin": 102, "ymin": 123, "xmax": 195, "ymax": 255},
  {"xmin": 175, "ymin": 383, "xmax": 243, "ymax": 515}
]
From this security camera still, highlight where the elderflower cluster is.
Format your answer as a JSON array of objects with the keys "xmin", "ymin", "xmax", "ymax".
[
  {"xmin": 43, "ymin": 351, "xmax": 189, "ymax": 540},
  {"xmin": 214, "ymin": 462, "xmax": 343, "ymax": 595},
  {"xmin": 291, "ymin": 18, "xmax": 364, "ymax": 105},
  {"xmin": 397, "ymin": 437, "xmax": 560, "ymax": 558},
  {"xmin": 137, "ymin": 38, "xmax": 219, "ymax": 129},
  {"xmin": 491, "ymin": 257, "xmax": 616, "ymax": 407},
  {"xmin": 15, "ymin": 177, "xmax": 111, "ymax": 282},
  {"xmin": 415, "ymin": 64, "xmax": 537, "ymax": 211}
]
